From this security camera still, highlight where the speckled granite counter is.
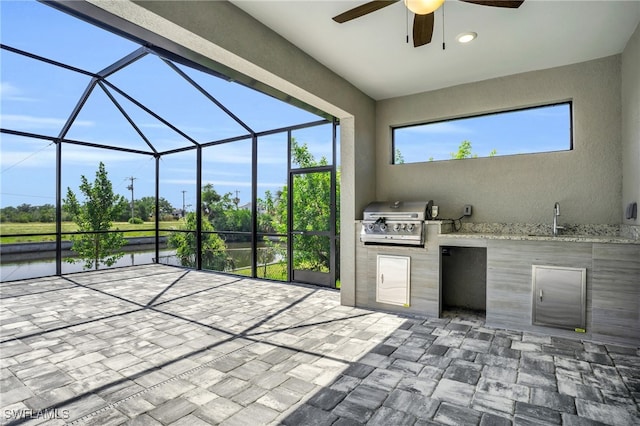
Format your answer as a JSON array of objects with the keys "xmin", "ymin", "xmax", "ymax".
[
  {"xmin": 438, "ymin": 232, "xmax": 640, "ymax": 244},
  {"xmin": 438, "ymin": 222, "xmax": 640, "ymax": 244}
]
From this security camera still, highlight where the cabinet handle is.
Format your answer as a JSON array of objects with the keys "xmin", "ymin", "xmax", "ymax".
[
  {"xmin": 381, "ymin": 274, "xmax": 384, "ymax": 284},
  {"xmin": 539, "ymin": 289, "xmax": 543, "ymax": 302}
]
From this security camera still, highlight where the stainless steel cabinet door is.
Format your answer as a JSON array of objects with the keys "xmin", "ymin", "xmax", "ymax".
[
  {"xmin": 376, "ymin": 255, "xmax": 411, "ymax": 306},
  {"xmin": 532, "ymin": 265, "xmax": 586, "ymax": 330}
]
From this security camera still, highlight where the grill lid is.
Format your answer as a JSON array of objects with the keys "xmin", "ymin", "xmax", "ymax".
[{"xmin": 363, "ymin": 200, "xmax": 433, "ymax": 221}]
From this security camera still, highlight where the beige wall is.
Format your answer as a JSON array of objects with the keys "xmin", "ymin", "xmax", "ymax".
[
  {"xmin": 376, "ymin": 56, "xmax": 623, "ymax": 225},
  {"xmin": 622, "ymin": 22, "xmax": 640, "ymax": 225}
]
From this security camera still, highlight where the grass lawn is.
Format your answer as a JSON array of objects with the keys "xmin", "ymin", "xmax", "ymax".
[
  {"xmin": 234, "ymin": 262, "xmax": 288, "ymax": 281},
  {"xmin": 0, "ymin": 221, "xmax": 182, "ymax": 243},
  {"xmin": 234, "ymin": 263, "xmax": 341, "ymax": 288}
]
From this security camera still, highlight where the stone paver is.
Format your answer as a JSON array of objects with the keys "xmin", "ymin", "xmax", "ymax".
[{"xmin": 1, "ymin": 264, "xmax": 639, "ymax": 425}]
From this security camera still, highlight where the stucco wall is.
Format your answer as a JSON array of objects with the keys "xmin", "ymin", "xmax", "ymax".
[
  {"xmin": 622, "ymin": 22, "xmax": 640, "ymax": 225},
  {"xmin": 376, "ymin": 56, "xmax": 623, "ymax": 225}
]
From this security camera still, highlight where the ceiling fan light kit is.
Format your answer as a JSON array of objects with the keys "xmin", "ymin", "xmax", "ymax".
[
  {"xmin": 332, "ymin": 0, "xmax": 524, "ymax": 48},
  {"xmin": 404, "ymin": 0, "xmax": 445, "ymax": 15}
]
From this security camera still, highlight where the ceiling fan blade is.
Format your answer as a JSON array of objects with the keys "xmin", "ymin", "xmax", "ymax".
[
  {"xmin": 332, "ymin": 0, "xmax": 399, "ymax": 23},
  {"xmin": 413, "ymin": 12, "xmax": 434, "ymax": 47},
  {"xmin": 459, "ymin": 0, "xmax": 524, "ymax": 8}
]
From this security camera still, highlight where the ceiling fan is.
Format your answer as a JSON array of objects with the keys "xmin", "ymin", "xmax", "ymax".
[{"xmin": 332, "ymin": 0, "xmax": 525, "ymax": 47}]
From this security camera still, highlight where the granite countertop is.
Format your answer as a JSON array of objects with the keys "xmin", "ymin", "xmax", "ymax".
[
  {"xmin": 438, "ymin": 232, "xmax": 640, "ymax": 244},
  {"xmin": 438, "ymin": 222, "xmax": 640, "ymax": 244},
  {"xmin": 355, "ymin": 220, "xmax": 640, "ymax": 244}
]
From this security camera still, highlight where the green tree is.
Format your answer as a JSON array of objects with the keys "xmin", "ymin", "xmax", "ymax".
[
  {"xmin": 63, "ymin": 162, "xmax": 127, "ymax": 270},
  {"xmin": 155, "ymin": 197, "xmax": 175, "ymax": 218},
  {"xmin": 256, "ymin": 190, "xmax": 286, "ymax": 279},
  {"xmin": 0, "ymin": 206, "xmax": 17, "ymax": 222},
  {"xmin": 450, "ymin": 140, "xmax": 497, "ymax": 159},
  {"xmin": 274, "ymin": 140, "xmax": 339, "ymax": 273},
  {"xmin": 168, "ymin": 212, "xmax": 230, "ymax": 271},
  {"xmin": 451, "ymin": 140, "xmax": 476, "ymax": 159},
  {"xmin": 34, "ymin": 204, "xmax": 55, "ymax": 222},
  {"xmin": 202, "ymin": 183, "xmax": 251, "ymax": 242},
  {"xmin": 114, "ymin": 197, "xmax": 131, "ymax": 222},
  {"xmin": 257, "ymin": 190, "xmax": 278, "ymax": 234},
  {"xmin": 394, "ymin": 148, "xmax": 405, "ymax": 164}
]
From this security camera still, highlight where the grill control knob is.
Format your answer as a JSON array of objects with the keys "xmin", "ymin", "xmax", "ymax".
[
  {"xmin": 393, "ymin": 224, "xmax": 400, "ymax": 231},
  {"xmin": 406, "ymin": 223, "xmax": 415, "ymax": 232},
  {"xmin": 379, "ymin": 223, "xmax": 387, "ymax": 231},
  {"xmin": 367, "ymin": 223, "xmax": 374, "ymax": 231}
]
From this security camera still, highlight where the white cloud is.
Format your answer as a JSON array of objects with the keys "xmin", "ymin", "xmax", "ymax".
[
  {"xmin": 0, "ymin": 149, "xmax": 55, "ymax": 169},
  {"xmin": 161, "ymin": 178, "xmax": 283, "ymax": 189},
  {"xmin": 0, "ymin": 146, "xmax": 143, "ymax": 170},
  {"xmin": 0, "ymin": 82, "xmax": 37, "ymax": 102},
  {"xmin": 207, "ymin": 154, "xmax": 251, "ymax": 165},
  {"xmin": 0, "ymin": 114, "xmax": 94, "ymax": 129},
  {"xmin": 0, "ymin": 81, "xmax": 31, "ymax": 101},
  {"xmin": 204, "ymin": 179, "xmax": 252, "ymax": 188},
  {"xmin": 61, "ymin": 147, "xmax": 143, "ymax": 164},
  {"xmin": 160, "ymin": 178, "xmax": 197, "ymax": 186},
  {"xmin": 0, "ymin": 82, "xmax": 19, "ymax": 96}
]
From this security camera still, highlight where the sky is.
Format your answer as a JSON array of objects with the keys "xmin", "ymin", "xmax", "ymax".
[{"xmin": 0, "ymin": 0, "xmax": 335, "ymax": 212}]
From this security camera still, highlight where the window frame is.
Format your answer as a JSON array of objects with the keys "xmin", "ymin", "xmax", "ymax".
[{"xmin": 391, "ymin": 101, "xmax": 574, "ymax": 165}]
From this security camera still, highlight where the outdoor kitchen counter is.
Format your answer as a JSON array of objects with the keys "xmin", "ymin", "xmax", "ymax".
[
  {"xmin": 354, "ymin": 221, "xmax": 640, "ymax": 346},
  {"xmin": 438, "ymin": 232, "xmax": 640, "ymax": 244},
  {"xmin": 437, "ymin": 230, "xmax": 640, "ymax": 346}
]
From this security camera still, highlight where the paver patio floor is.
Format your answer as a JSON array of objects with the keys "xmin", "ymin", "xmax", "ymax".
[{"xmin": 1, "ymin": 264, "xmax": 638, "ymax": 425}]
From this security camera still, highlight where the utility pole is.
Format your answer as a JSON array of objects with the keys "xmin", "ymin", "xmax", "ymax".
[
  {"xmin": 181, "ymin": 190, "xmax": 187, "ymax": 217},
  {"xmin": 126, "ymin": 176, "xmax": 137, "ymax": 220},
  {"xmin": 233, "ymin": 189, "xmax": 240, "ymax": 209}
]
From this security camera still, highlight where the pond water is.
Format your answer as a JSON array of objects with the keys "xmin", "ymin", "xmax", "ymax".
[
  {"xmin": 0, "ymin": 243, "xmax": 282, "ymax": 282},
  {"xmin": 0, "ymin": 249, "xmax": 179, "ymax": 282}
]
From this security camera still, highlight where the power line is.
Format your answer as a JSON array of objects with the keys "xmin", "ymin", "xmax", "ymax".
[{"xmin": 0, "ymin": 141, "xmax": 55, "ymax": 174}]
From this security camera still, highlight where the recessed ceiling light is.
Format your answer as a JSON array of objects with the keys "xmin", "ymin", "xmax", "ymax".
[{"xmin": 457, "ymin": 32, "xmax": 477, "ymax": 43}]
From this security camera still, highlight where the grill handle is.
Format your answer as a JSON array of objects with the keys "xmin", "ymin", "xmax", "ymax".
[{"xmin": 366, "ymin": 213, "xmax": 419, "ymax": 219}]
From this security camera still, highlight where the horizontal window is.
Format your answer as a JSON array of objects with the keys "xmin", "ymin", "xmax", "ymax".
[{"xmin": 392, "ymin": 102, "xmax": 572, "ymax": 164}]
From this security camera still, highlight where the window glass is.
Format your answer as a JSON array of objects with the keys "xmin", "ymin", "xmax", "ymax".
[{"xmin": 393, "ymin": 103, "xmax": 572, "ymax": 164}]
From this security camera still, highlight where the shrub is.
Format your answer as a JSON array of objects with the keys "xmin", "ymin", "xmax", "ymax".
[{"xmin": 128, "ymin": 217, "xmax": 144, "ymax": 224}]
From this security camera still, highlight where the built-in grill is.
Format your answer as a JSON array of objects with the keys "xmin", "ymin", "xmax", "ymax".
[{"xmin": 360, "ymin": 200, "xmax": 433, "ymax": 246}]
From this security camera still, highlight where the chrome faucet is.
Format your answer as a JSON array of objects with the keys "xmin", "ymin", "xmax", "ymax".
[{"xmin": 553, "ymin": 202, "xmax": 565, "ymax": 236}]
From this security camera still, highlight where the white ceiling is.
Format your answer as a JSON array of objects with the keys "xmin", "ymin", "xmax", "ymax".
[{"xmin": 231, "ymin": 0, "xmax": 640, "ymax": 100}]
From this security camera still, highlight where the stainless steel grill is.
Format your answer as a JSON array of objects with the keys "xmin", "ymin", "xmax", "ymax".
[{"xmin": 360, "ymin": 200, "xmax": 433, "ymax": 246}]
